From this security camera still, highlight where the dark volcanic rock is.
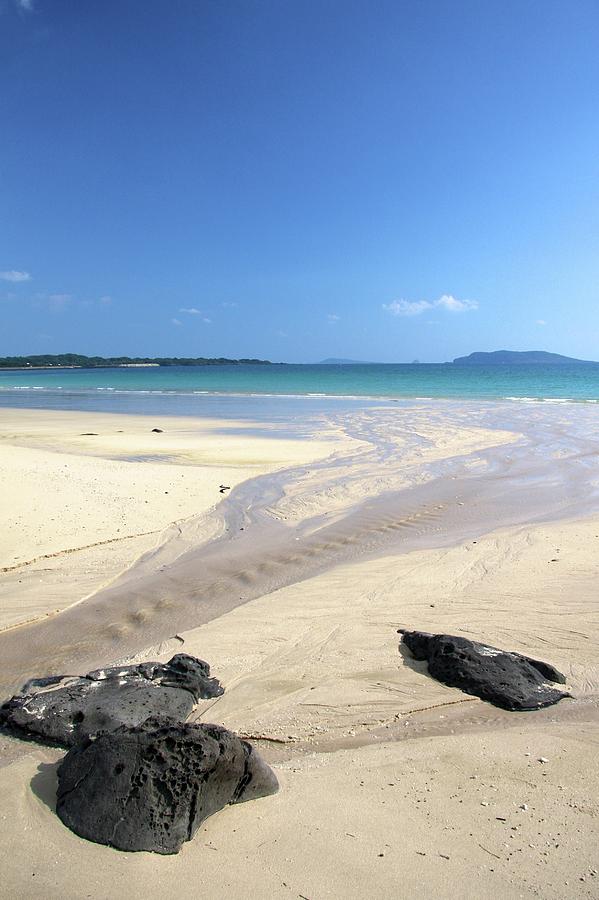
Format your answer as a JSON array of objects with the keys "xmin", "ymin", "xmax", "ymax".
[
  {"xmin": 399, "ymin": 630, "xmax": 569, "ymax": 711},
  {"xmin": 0, "ymin": 654, "xmax": 223, "ymax": 747},
  {"xmin": 56, "ymin": 718, "xmax": 279, "ymax": 853}
]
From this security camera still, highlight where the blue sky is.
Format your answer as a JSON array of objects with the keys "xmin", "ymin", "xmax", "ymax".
[{"xmin": 2, "ymin": 0, "xmax": 599, "ymax": 363}]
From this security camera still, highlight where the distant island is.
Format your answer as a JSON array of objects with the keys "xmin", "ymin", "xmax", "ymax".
[
  {"xmin": 0, "ymin": 354, "xmax": 271, "ymax": 369},
  {"xmin": 452, "ymin": 350, "xmax": 598, "ymax": 366},
  {"xmin": 319, "ymin": 358, "xmax": 375, "ymax": 365}
]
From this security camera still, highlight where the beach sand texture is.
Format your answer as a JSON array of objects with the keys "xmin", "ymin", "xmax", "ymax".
[
  {"xmin": 0, "ymin": 402, "xmax": 598, "ymax": 899},
  {"xmin": 0, "ymin": 409, "xmax": 343, "ymax": 631}
]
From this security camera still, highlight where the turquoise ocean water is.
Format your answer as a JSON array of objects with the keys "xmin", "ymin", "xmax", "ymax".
[{"xmin": 1, "ymin": 363, "xmax": 599, "ymax": 418}]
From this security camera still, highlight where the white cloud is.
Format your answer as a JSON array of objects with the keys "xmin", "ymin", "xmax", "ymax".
[
  {"xmin": 0, "ymin": 269, "xmax": 31, "ymax": 282},
  {"xmin": 435, "ymin": 294, "xmax": 478, "ymax": 313},
  {"xmin": 15, "ymin": 0, "xmax": 35, "ymax": 11},
  {"xmin": 383, "ymin": 294, "xmax": 478, "ymax": 317},
  {"xmin": 203, "ymin": 317, "xmax": 212, "ymax": 324},
  {"xmin": 171, "ymin": 318, "xmax": 182, "ymax": 326},
  {"xmin": 383, "ymin": 299, "xmax": 432, "ymax": 316},
  {"xmin": 536, "ymin": 319, "xmax": 547, "ymax": 326},
  {"xmin": 222, "ymin": 301, "xmax": 238, "ymax": 308},
  {"xmin": 99, "ymin": 295, "xmax": 112, "ymax": 306},
  {"xmin": 327, "ymin": 313, "xmax": 340, "ymax": 323}
]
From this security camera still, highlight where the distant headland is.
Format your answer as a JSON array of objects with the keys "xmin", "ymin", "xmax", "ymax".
[
  {"xmin": 0, "ymin": 354, "xmax": 272, "ymax": 369},
  {"xmin": 451, "ymin": 350, "xmax": 598, "ymax": 366}
]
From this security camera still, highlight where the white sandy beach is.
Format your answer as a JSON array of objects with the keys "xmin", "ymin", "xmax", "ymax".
[
  {"xmin": 0, "ymin": 408, "xmax": 344, "ymax": 631},
  {"xmin": 0, "ymin": 405, "xmax": 598, "ymax": 899},
  {"xmin": 5, "ymin": 0, "xmax": 599, "ymax": 895}
]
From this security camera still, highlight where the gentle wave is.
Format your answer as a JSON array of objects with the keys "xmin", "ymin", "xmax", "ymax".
[
  {"xmin": 2, "ymin": 384, "xmax": 599, "ymax": 404},
  {"xmin": 501, "ymin": 395, "xmax": 598, "ymax": 404}
]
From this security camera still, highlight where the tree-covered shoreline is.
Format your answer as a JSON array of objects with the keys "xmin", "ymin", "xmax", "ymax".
[{"xmin": 0, "ymin": 354, "xmax": 272, "ymax": 369}]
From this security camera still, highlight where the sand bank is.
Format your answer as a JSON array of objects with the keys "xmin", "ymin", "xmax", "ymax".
[
  {"xmin": 0, "ymin": 404, "xmax": 525, "ymax": 689},
  {"xmin": 0, "ymin": 408, "xmax": 343, "ymax": 630}
]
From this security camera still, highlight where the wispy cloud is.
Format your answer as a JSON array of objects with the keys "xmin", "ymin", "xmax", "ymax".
[
  {"xmin": 383, "ymin": 294, "xmax": 478, "ymax": 317},
  {"xmin": 222, "ymin": 301, "xmax": 238, "ymax": 308},
  {"xmin": 327, "ymin": 313, "xmax": 340, "ymax": 324},
  {"xmin": 15, "ymin": 0, "xmax": 35, "ymax": 12},
  {"xmin": 383, "ymin": 299, "xmax": 430, "ymax": 317},
  {"xmin": 47, "ymin": 293, "xmax": 71, "ymax": 311},
  {"xmin": 80, "ymin": 295, "xmax": 113, "ymax": 309},
  {"xmin": 536, "ymin": 319, "xmax": 547, "ymax": 326},
  {"xmin": 0, "ymin": 269, "xmax": 31, "ymax": 283},
  {"xmin": 171, "ymin": 318, "xmax": 182, "ymax": 326},
  {"xmin": 178, "ymin": 306, "xmax": 211, "ymax": 323}
]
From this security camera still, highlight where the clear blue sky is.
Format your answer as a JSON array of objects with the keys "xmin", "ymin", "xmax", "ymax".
[{"xmin": 2, "ymin": 0, "xmax": 599, "ymax": 362}]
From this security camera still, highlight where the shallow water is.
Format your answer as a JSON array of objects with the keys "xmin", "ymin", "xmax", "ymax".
[{"xmin": 2, "ymin": 361, "xmax": 599, "ymax": 405}]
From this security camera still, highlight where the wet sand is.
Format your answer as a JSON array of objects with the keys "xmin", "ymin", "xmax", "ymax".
[{"xmin": 1, "ymin": 400, "xmax": 599, "ymax": 898}]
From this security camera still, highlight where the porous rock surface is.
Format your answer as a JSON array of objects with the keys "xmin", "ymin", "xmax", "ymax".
[
  {"xmin": 400, "ymin": 629, "xmax": 569, "ymax": 711},
  {"xmin": 56, "ymin": 717, "xmax": 279, "ymax": 853},
  {"xmin": 0, "ymin": 654, "xmax": 223, "ymax": 746}
]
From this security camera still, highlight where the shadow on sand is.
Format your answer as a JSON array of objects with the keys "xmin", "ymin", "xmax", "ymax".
[
  {"xmin": 30, "ymin": 759, "xmax": 60, "ymax": 813},
  {"xmin": 398, "ymin": 638, "xmax": 430, "ymax": 675}
]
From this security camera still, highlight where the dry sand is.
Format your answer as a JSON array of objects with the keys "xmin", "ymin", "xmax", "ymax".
[{"xmin": 0, "ymin": 406, "xmax": 597, "ymax": 899}]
